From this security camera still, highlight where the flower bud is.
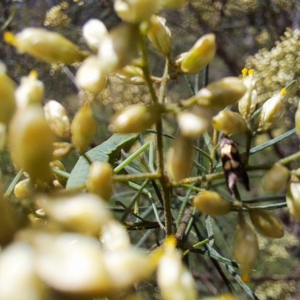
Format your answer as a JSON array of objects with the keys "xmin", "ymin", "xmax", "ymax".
[
  {"xmin": 157, "ymin": 236, "xmax": 197, "ymax": 300},
  {"xmin": 212, "ymin": 110, "xmax": 248, "ymax": 135},
  {"xmin": 100, "ymin": 219, "xmax": 131, "ymax": 251},
  {"xmin": 76, "ymin": 56, "xmax": 107, "ymax": 93},
  {"xmin": 4, "ymin": 28, "xmax": 86, "ymax": 64},
  {"xmin": 248, "ymin": 208, "xmax": 284, "ymax": 239},
  {"xmin": 263, "ymin": 163, "xmax": 289, "ymax": 192},
  {"xmin": 86, "ymin": 161, "xmax": 114, "ymax": 201},
  {"xmin": 255, "ymin": 89, "xmax": 286, "ymax": 133},
  {"xmin": 109, "ymin": 104, "xmax": 164, "ymax": 133},
  {"xmin": 98, "ymin": 24, "xmax": 139, "ymax": 74},
  {"xmin": 9, "ymin": 106, "xmax": 55, "ymax": 182},
  {"xmin": 82, "ymin": 19, "xmax": 108, "ymax": 52},
  {"xmin": 166, "ymin": 134, "xmax": 194, "ymax": 181},
  {"xmin": 233, "ymin": 214, "xmax": 258, "ymax": 283},
  {"xmin": 177, "ymin": 108, "xmax": 212, "ymax": 139},
  {"xmin": 193, "ymin": 190, "xmax": 232, "ymax": 216},
  {"xmin": 295, "ymin": 101, "xmax": 300, "ymax": 138},
  {"xmin": 44, "ymin": 100, "xmax": 70, "ymax": 138},
  {"xmin": 115, "ymin": 65, "xmax": 145, "ymax": 85},
  {"xmin": 104, "ymin": 248, "xmax": 156, "ymax": 290},
  {"xmin": 33, "ymin": 232, "xmax": 112, "ymax": 294},
  {"xmin": 114, "ymin": 0, "xmax": 160, "ymax": 23},
  {"xmin": 14, "ymin": 178, "xmax": 33, "ymax": 200},
  {"xmin": 36, "ymin": 193, "xmax": 112, "ymax": 236},
  {"xmin": 186, "ymin": 77, "xmax": 246, "ymax": 109},
  {"xmin": 160, "ymin": 0, "xmax": 187, "ymax": 9},
  {"xmin": 238, "ymin": 69, "xmax": 258, "ymax": 120},
  {"xmin": 71, "ymin": 103, "xmax": 97, "ymax": 154},
  {"xmin": 52, "ymin": 142, "xmax": 74, "ymax": 160},
  {"xmin": 147, "ymin": 16, "xmax": 172, "ymax": 56},
  {"xmin": 50, "ymin": 160, "xmax": 67, "ymax": 186},
  {"xmin": 0, "ymin": 242, "xmax": 47, "ymax": 300},
  {"xmin": 0, "ymin": 63, "xmax": 16, "ymax": 125},
  {"xmin": 286, "ymin": 182, "xmax": 300, "ymax": 222},
  {"xmin": 15, "ymin": 70, "xmax": 44, "ymax": 109},
  {"xmin": 175, "ymin": 34, "xmax": 216, "ymax": 74}
]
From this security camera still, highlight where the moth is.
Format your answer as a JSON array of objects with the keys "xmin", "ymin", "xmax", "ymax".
[{"xmin": 220, "ymin": 135, "xmax": 250, "ymax": 194}]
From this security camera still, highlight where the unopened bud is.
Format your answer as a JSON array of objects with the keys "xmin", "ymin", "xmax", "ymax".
[
  {"xmin": 76, "ymin": 56, "xmax": 107, "ymax": 93},
  {"xmin": 98, "ymin": 24, "xmax": 139, "ymax": 74},
  {"xmin": 15, "ymin": 70, "xmax": 44, "ymax": 109},
  {"xmin": 4, "ymin": 28, "xmax": 86, "ymax": 64},
  {"xmin": 255, "ymin": 89, "xmax": 286, "ymax": 133},
  {"xmin": 186, "ymin": 77, "xmax": 246, "ymax": 109},
  {"xmin": 114, "ymin": 0, "xmax": 160, "ymax": 23},
  {"xmin": 212, "ymin": 110, "xmax": 248, "ymax": 135},
  {"xmin": 175, "ymin": 34, "xmax": 216, "ymax": 74},
  {"xmin": 166, "ymin": 134, "xmax": 194, "ymax": 181},
  {"xmin": 9, "ymin": 106, "xmax": 55, "ymax": 182},
  {"xmin": 263, "ymin": 163, "xmax": 289, "ymax": 192},
  {"xmin": 295, "ymin": 101, "xmax": 300, "ymax": 138},
  {"xmin": 115, "ymin": 65, "xmax": 145, "ymax": 85},
  {"xmin": 233, "ymin": 214, "xmax": 258, "ymax": 283},
  {"xmin": 147, "ymin": 16, "xmax": 172, "ymax": 56},
  {"xmin": 157, "ymin": 236, "xmax": 197, "ymax": 300},
  {"xmin": 50, "ymin": 160, "xmax": 67, "ymax": 186},
  {"xmin": 193, "ymin": 190, "xmax": 232, "ymax": 216},
  {"xmin": 82, "ymin": 19, "xmax": 108, "ymax": 52},
  {"xmin": 109, "ymin": 104, "xmax": 163, "ymax": 133},
  {"xmin": 238, "ymin": 68, "xmax": 258, "ymax": 120},
  {"xmin": 0, "ymin": 63, "xmax": 16, "ymax": 125},
  {"xmin": 177, "ymin": 107, "xmax": 213, "ymax": 139},
  {"xmin": 71, "ymin": 103, "xmax": 97, "ymax": 154},
  {"xmin": 248, "ymin": 208, "xmax": 284, "ymax": 239},
  {"xmin": 14, "ymin": 178, "xmax": 33, "ymax": 200},
  {"xmin": 36, "ymin": 193, "xmax": 112, "ymax": 236},
  {"xmin": 44, "ymin": 100, "xmax": 70, "ymax": 138},
  {"xmin": 86, "ymin": 161, "xmax": 114, "ymax": 201},
  {"xmin": 52, "ymin": 142, "xmax": 74, "ymax": 160},
  {"xmin": 286, "ymin": 182, "xmax": 300, "ymax": 222}
]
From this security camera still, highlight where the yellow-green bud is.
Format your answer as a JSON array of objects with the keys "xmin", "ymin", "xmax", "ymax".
[
  {"xmin": 147, "ymin": 16, "xmax": 172, "ymax": 56},
  {"xmin": 263, "ymin": 163, "xmax": 290, "ymax": 192},
  {"xmin": 109, "ymin": 104, "xmax": 163, "ymax": 133},
  {"xmin": 82, "ymin": 19, "xmax": 108, "ymax": 52},
  {"xmin": 4, "ymin": 28, "xmax": 86, "ymax": 64},
  {"xmin": 98, "ymin": 24, "xmax": 139, "ymax": 74},
  {"xmin": 71, "ymin": 103, "xmax": 97, "ymax": 154},
  {"xmin": 15, "ymin": 70, "xmax": 44, "ymax": 109},
  {"xmin": 187, "ymin": 77, "xmax": 246, "ymax": 109},
  {"xmin": 36, "ymin": 193, "xmax": 112, "ymax": 236},
  {"xmin": 9, "ymin": 106, "xmax": 55, "ymax": 182},
  {"xmin": 166, "ymin": 134, "xmax": 194, "ymax": 181},
  {"xmin": 286, "ymin": 182, "xmax": 300, "ymax": 222},
  {"xmin": 44, "ymin": 100, "xmax": 70, "ymax": 138},
  {"xmin": 0, "ymin": 123, "xmax": 6, "ymax": 151},
  {"xmin": 76, "ymin": 56, "xmax": 107, "ymax": 93},
  {"xmin": 233, "ymin": 214, "xmax": 258, "ymax": 283},
  {"xmin": 193, "ymin": 190, "xmax": 232, "ymax": 216},
  {"xmin": 52, "ymin": 142, "xmax": 74, "ymax": 160},
  {"xmin": 50, "ymin": 160, "xmax": 67, "ymax": 187},
  {"xmin": 248, "ymin": 208, "xmax": 284, "ymax": 239},
  {"xmin": 178, "ymin": 106, "xmax": 215, "ymax": 139},
  {"xmin": 114, "ymin": 0, "xmax": 160, "ymax": 23},
  {"xmin": 255, "ymin": 89, "xmax": 286, "ymax": 133},
  {"xmin": 14, "ymin": 178, "xmax": 33, "ymax": 200},
  {"xmin": 0, "ymin": 63, "xmax": 16, "ymax": 125},
  {"xmin": 212, "ymin": 110, "xmax": 248, "ymax": 135},
  {"xmin": 86, "ymin": 161, "xmax": 114, "ymax": 201},
  {"xmin": 238, "ymin": 69, "xmax": 258, "ymax": 120},
  {"xmin": 295, "ymin": 101, "xmax": 300, "ymax": 138},
  {"xmin": 175, "ymin": 34, "xmax": 216, "ymax": 74},
  {"xmin": 115, "ymin": 65, "xmax": 145, "ymax": 85}
]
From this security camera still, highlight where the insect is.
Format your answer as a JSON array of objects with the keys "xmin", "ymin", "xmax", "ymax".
[{"xmin": 220, "ymin": 135, "xmax": 250, "ymax": 194}]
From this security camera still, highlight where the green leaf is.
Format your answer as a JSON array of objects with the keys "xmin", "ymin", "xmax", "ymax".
[{"xmin": 66, "ymin": 133, "xmax": 138, "ymax": 189}]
